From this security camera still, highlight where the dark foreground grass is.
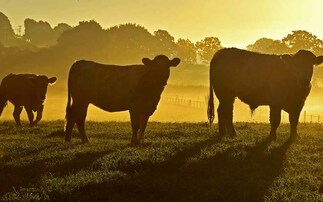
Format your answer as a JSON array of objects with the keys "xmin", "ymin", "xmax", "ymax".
[{"xmin": 0, "ymin": 121, "xmax": 322, "ymax": 202}]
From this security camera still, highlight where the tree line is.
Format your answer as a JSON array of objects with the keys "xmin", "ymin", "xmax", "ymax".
[{"xmin": 0, "ymin": 11, "xmax": 322, "ymax": 85}]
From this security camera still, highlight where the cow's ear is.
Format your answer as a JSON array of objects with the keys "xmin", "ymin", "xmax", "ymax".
[
  {"xmin": 170, "ymin": 58, "xmax": 180, "ymax": 67},
  {"xmin": 315, "ymin": 56, "xmax": 323, "ymax": 65},
  {"xmin": 48, "ymin": 77, "xmax": 57, "ymax": 85},
  {"xmin": 281, "ymin": 54, "xmax": 292, "ymax": 64},
  {"xmin": 142, "ymin": 58, "xmax": 152, "ymax": 66}
]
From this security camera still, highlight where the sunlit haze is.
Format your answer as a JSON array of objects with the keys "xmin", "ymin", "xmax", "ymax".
[
  {"xmin": 0, "ymin": 0, "xmax": 323, "ymax": 123},
  {"xmin": 1, "ymin": 0, "xmax": 322, "ymax": 48}
]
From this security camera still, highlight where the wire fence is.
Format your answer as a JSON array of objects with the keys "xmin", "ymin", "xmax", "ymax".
[
  {"xmin": 161, "ymin": 96, "xmax": 323, "ymax": 124},
  {"xmin": 162, "ymin": 96, "xmax": 207, "ymax": 109}
]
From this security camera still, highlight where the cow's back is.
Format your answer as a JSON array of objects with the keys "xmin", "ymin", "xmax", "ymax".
[
  {"xmin": 68, "ymin": 60, "xmax": 148, "ymax": 112},
  {"xmin": 0, "ymin": 74, "xmax": 37, "ymax": 101},
  {"xmin": 210, "ymin": 48, "xmax": 291, "ymax": 107}
]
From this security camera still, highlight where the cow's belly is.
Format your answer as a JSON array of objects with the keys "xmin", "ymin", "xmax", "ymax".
[
  {"xmin": 236, "ymin": 87, "xmax": 281, "ymax": 109},
  {"xmin": 92, "ymin": 102, "xmax": 129, "ymax": 112},
  {"xmin": 90, "ymin": 92, "xmax": 132, "ymax": 112},
  {"xmin": 8, "ymin": 96, "xmax": 42, "ymax": 109},
  {"xmin": 237, "ymin": 94, "xmax": 268, "ymax": 109}
]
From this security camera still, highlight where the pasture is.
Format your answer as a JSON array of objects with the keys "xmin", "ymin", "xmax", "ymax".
[{"xmin": 0, "ymin": 121, "xmax": 322, "ymax": 201}]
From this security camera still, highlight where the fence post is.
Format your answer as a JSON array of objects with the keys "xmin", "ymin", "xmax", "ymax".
[{"xmin": 304, "ymin": 111, "xmax": 306, "ymax": 123}]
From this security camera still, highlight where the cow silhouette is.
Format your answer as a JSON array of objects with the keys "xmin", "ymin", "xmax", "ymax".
[
  {"xmin": 65, "ymin": 55, "xmax": 180, "ymax": 144},
  {"xmin": 208, "ymin": 48, "xmax": 323, "ymax": 139},
  {"xmin": 0, "ymin": 74, "xmax": 57, "ymax": 126}
]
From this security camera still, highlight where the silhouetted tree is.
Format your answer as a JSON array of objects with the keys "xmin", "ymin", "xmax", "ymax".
[
  {"xmin": 57, "ymin": 20, "xmax": 105, "ymax": 60},
  {"xmin": 24, "ymin": 19, "xmax": 71, "ymax": 47},
  {"xmin": 282, "ymin": 30, "xmax": 323, "ymax": 55},
  {"xmin": 154, "ymin": 29, "xmax": 176, "ymax": 57},
  {"xmin": 247, "ymin": 38, "xmax": 289, "ymax": 54},
  {"xmin": 266, "ymin": 40, "xmax": 290, "ymax": 54},
  {"xmin": 24, "ymin": 19, "xmax": 55, "ymax": 47},
  {"xmin": 195, "ymin": 37, "xmax": 222, "ymax": 63},
  {"xmin": 105, "ymin": 23, "xmax": 158, "ymax": 63},
  {"xmin": 247, "ymin": 38, "xmax": 276, "ymax": 53},
  {"xmin": 0, "ymin": 12, "xmax": 16, "ymax": 46},
  {"xmin": 53, "ymin": 23, "xmax": 72, "ymax": 34},
  {"xmin": 53, "ymin": 23, "xmax": 72, "ymax": 41},
  {"xmin": 175, "ymin": 38, "xmax": 197, "ymax": 64}
]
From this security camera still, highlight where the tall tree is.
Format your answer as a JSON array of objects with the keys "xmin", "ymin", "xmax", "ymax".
[
  {"xmin": 57, "ymin": 20, "xmax": 105, "ymax": 60},
  {"xmin": 105, "ymin": 23, "xmax": 158, "ymax": 63},
  {"xmin": 0, "ymin": 12, "xmax": 16, "ymax": 46},
  {"xmin": 195, "ymin": 37, "xmax": 222, "ymax": 63},
  {"xmin": 247, "ymin": 38, "xmax": 289, "ymax": 54},
  {"xmin": 154, "ymin": 29, "xmax": 176, "ymax": 57},
  {"xmin": 53, "ymin": 23, "xmax": 72, "ymax": 38},
  {"xmin": 247, "ymin": 38, "xmax": 276, "ymax": 53},
  {"xmin": 282, "ymin": 30, "xmax": 323, "ymax": 55},
  {"xmin": 24, "ymin": 19, "xmax": 56, "ymax": 47},
  {"xmin": 175, "ymin": 38, "xmax": 197, "ymax": 64}
]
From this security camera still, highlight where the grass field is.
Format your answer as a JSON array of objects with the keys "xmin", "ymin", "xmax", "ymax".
[{"xmin": 0, "ymin": 121, "xmax": 322, "ymax": 201}]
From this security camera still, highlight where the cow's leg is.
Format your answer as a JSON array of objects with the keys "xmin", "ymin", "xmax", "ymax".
[
  {"xmin": 217, "ymin": 102, "xmax": 227, "ymax": 136},
  {"xmin": 65, "ymin": 102, "xmax": 76, "ymax": 142},
  {"xmin": 13, "ymin": 105, "xmax": 23, "ymax": 126},
  {"xmin": 65, "ymin": 115, "xmax": 76, "ymax": 143},
  {"xmin": 269, "ymin": 106, "xmax": 281, "ymax": 139},
  {"xmin": 138, "ymin": 114, "xmax": 150, "ymax": 144},
  {"xmin": 224, "ymin": 98, "xmax": 236, "ymax": 137},
  {"xmin": 25, "ymin": 106, "xmax": 35, "ymax": 127},
  {"xmin": 0, "ymin": 95, "xmax": 8, "ymax": 116},
  {"xmin": 75, "ymin": 103, "xmax": 89, "ymax": 143},
  {"xmin": 289, "ymin": 110, "xmax": 301, "ymax": 139},
  {"xmin": 130, "ymin": 111, "xmax": 140, "ymax": 145},
  {"xmin": 32, "ymin": 105, "xmax": 44, "ymax": 126}
]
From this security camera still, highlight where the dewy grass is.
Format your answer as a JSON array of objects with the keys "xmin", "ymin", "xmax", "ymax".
[{"xmin": 0, "ymin": 121, "xmax": 322, "ymax": 201}]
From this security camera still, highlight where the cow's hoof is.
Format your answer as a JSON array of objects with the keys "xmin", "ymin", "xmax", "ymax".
[
  {"xmin": 289, "ymin": 134, "xmax": 297, "ymax": 141},
  {"xmin": 130, "ymin": 139, "xmax": 138, "ymax": 145},
  {"xmin": 130, "ymin": 142, "xmax": 139, "ymax": 147},
  {"xmin": 81, "ymin": 139, "xmax": 90, "ymax": 144},
  {"xmin": 65, "ymin": 138, "xmax": 71, "ymax": 143},
  {"xmin": 81, "ymin": 136, "xmax": 90, "ymax": 143},
  {"xmin": 138, "ymin": 139, "xmax": 144, "ymax": 145},
  {"xmin": 268, "ymin": 134, "xmax": 277, "ymax": 141}
]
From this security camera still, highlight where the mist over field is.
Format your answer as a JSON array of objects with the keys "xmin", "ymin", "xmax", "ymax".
[{"xmin": 0, "ymin": 10, "xmax": 323, "ymax": 123}]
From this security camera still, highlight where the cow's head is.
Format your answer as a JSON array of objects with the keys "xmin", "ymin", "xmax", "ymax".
[
  {"xmin": 142, "ymin": 55, "xmax": 180, "ymax": 70},
  {"xmin": 282, "ymin": 50, "xmax": 323, "ymax": 86},
  {"xmin": 142, "ymin": 55, "xmax": 180, "ymax": 84},
  {"xmin": 29, "ymin": 75, "xmax": 57, "ymax": 101}
]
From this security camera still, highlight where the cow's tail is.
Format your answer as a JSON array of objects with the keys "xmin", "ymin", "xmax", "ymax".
[
  {"xmin": 65, "ymin": 65, "xmax": 74, "ymax": 120},
  {"xmin": 0, "ymin": 86, "xmax": 7, "ymax": 117},
  {"xmin": 207, "ymin": 79, "xmax": 215, "ymax": 127}
]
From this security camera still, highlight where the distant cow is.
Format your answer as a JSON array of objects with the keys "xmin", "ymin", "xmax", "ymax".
[
  {"xmin": 0, "ymin": 74, "xmax": 57, "ymax": 126},
  {"xmin": 208, "ymin": 48, "xmax": 323, "ymax": 139},
  {"xmin": 65, "ymin": 55, "xmax": 180, "ymax": 144}
]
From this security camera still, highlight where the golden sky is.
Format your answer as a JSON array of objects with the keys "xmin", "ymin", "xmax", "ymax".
[{"xmin": 0, "ymin": 0, "xmax": 322, "ymax": 48}]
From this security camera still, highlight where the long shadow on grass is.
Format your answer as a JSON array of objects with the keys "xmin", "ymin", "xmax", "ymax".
[
  {"xmin": 0, "ymin": 146, "xmax": 116, "ymax": 195},
  {"xmin": 70, "ymin": 136, "xmax": 292, "ymax": 202}
]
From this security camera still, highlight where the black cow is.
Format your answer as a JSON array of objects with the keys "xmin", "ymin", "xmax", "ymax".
[
  {"xmin": 0, "ymin": 74, "xmax": 57, "ymax": 126},
  {"xmin": 208, "ymin": 48, "xmax": 323, "ymax": 139},
  {"xmin": 65, "ymin": 55, "xmax": 180, "ymax": 144}
]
